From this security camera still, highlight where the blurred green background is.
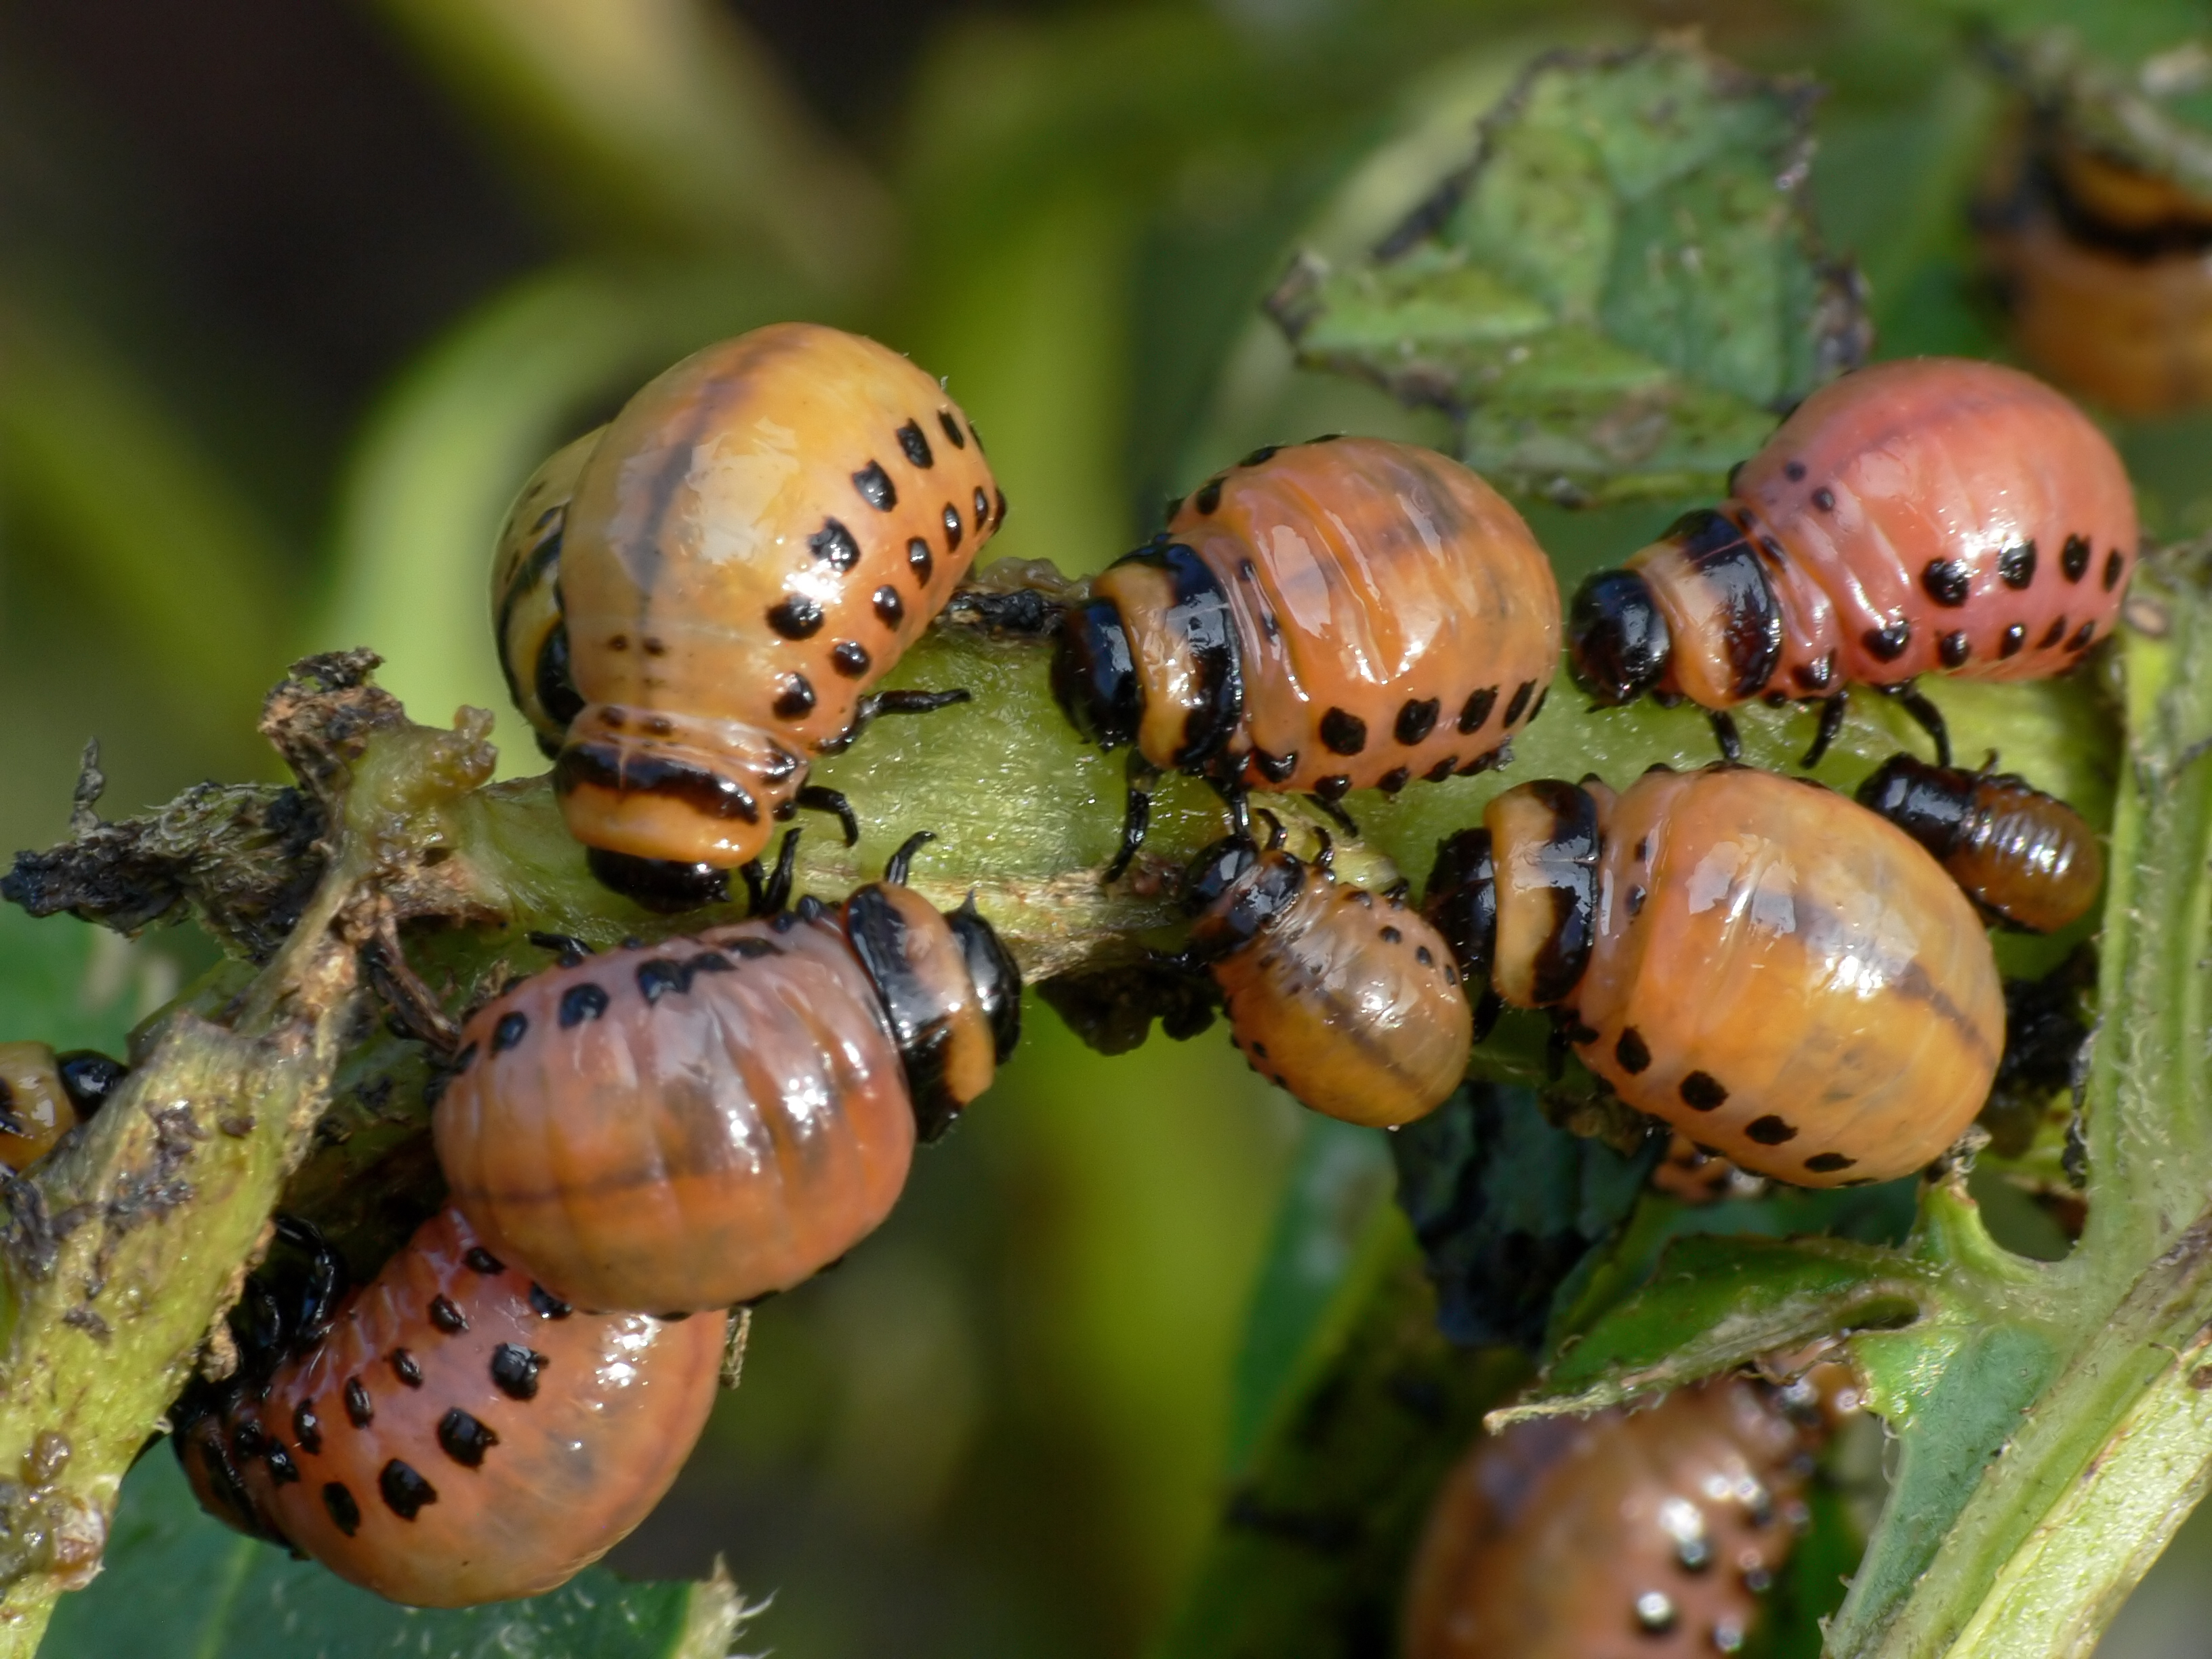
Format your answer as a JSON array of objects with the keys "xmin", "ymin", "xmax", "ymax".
[{"xmin": 4, "ymin": 1, "xmax": 2212, "ymax": 1654}]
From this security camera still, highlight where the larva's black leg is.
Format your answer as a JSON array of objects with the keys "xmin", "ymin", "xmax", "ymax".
[
  {"xmin": 796, "ymin": 785, "xmax": 861, "ymax": 848},
  {"xmin": 1307, "ymin": 793, "xmax": 1361, "ymax": 838},
  {"xmin": 1255, "ymin": 808, "xmax": 1287, "ymax": 851},
  {"xmin": 271, "ymin": 1216, "xmax": 349, "ymax": 1347},
  {"xmin": 944, "ymin": 587, "xmax": 1065, "ymax": 639},
  {"xmin": 744, "ymin": 830, "xmax": 802, "ymax": 916},
  {"xmin": 884, "ymin": 830, "xmax": 936, "ymax": 886},
  {"xmin": 525, "ymin": 931, "xmax": 595, "ymax": 968},
  {"xmin": 857, "ymin": 688, "xmax": 972, "ymax": 726},
  {"xmin": 1801, "ymin": 694, "xmax": 1848, "ymax": 770},
  {"xmin": 1103, "ymin": 754, "xmax": 1157, "ymax": 884},
  {"xmin": 1213, "ymin": 778, "xmax": 1252, "ymax": 842},
  {"xmin": 1887, "ymin": 683, "xmax": 1952, "ymax": 767},
  {"xmin": 1312, "ymin": 827, "xmax": 1336, "ymax": 874},
  {"xmin": 1708, "ymin": 710, "xmax": 1743, "ymax": 764}
]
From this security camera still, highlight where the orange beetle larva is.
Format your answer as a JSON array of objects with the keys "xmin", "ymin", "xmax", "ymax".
[
  {"xmin": 1053, "ymin": 436, "xmax": 1560, "ymax": 879},
  {"xmin": 1182, "ymin": 820, "xmax": 1471, "ymax": 1128},
  {"xmin": 1568, "ymin": 357, "xmax": 2139, "ymax": 768},
  {"xmin": 543, "ymin": 323, "xmax": 1004, "ymax": 907},
  {"xmin": 433, "ymin": 834, "xmax": 1021, "ymax": 1313},
  {"xmin": 491, "ymin": 427, "xmax": 602, "ymax": 758},
  {"xmin": 0, "ymin": 1043, "xmax": 125, "ymax": 1171},
  {"xmin": 1425, "ymin": 766, "xmax": 2004, "ymax": 1185},
  {"xmin": 1855, "ymin": 754, "xmax": 2104, "ymax": 933},
  {"xmin": 176, "ymin": 1208, "xmax": 725, "ymax": 1608}
]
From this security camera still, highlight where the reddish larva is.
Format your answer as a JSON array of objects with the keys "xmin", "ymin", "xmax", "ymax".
[
  {"xmin": 1570, "ymin": 357, "xmax": 2138, "ymax": 766},
  {"xmin": 1053, "ymin": 436, "xmax": 1559, "ymax": 878},
  {"xmin": 176, "ymin": 1208, "xmax": 724, "ymax": 1607},
  {"xmin": 0, "ymin": 1044, "xmax": 125, "ymax": 1172},
  {"xmin": 433, "ymin": 838, "xmax": 1021, "ymax": 1313}
]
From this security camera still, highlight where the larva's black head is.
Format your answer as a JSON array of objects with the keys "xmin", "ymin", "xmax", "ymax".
[
  {"xmin": 1052, "ymin": 600, "xmax": 1141, "ymax": 749},
  {"xmin": 53, "ymin": 1050, "xmax": 125, "ymax": 1119},
  {"xmin": 1183, "ymin": 836, "xmax": 1305, "ymax": 964},
  {"xmin": 1568, "ymin": 569, "xmax": 1671, "ymax": 704},
  {"xmin": 948, "ymin": 897, "xmax": 1023, "ymax": 1065},
  {"xmin": 586, "ymin": 847, "xmax": 731, "ymax": 914},
  {"xmin": 1855, "ymin": 754, "xmax": 1971, "ymax": 859},
  {"xmin": 1423, "ymin": 829, "xmax": 1497, "ymax": 989}
]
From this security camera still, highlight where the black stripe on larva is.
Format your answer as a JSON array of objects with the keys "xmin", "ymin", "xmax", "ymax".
[
  {"xmin": 1940, "ymin": 630, "xmax": 1971, "ymax": 668},
  {"xmin": 1503, "ymin": 680, "xmax": 1536, "ymax": 725},
  {"xmin": 2041, "ymin": 616, "xmax": 2068, "ymax": 649},
  {"xmin": 1921, "ymin": 558, "xmax": 1970, "ymax": 607},
  {"xmin": 1458, "ymin": 687, "xmax": 1497, "ymax": 734},
  {"xmin": 897, "ymin": 421, "xmax": 933, "ymax": 468},
  {"xmin": 465, "ymin": 1246, "xmax": 504, "ymax": 1274},
  {"xmin": 1520, "ymin": 780, "xmax": 1601, "ymax": 1006},
  {"xmin": 1746, "ymin": 1115, "xmax": 1799, "ymax": 1145},
  {"xmin": 1863, "ymin": 621, "xmax": 1911, "ymax": 662},
  {"xmin": 491, "ymin": 1343, "xmax": 546, "ymax": 1400},
  {"xmin": 293, "ymin": 1401, "xmax": 323, "ymax": 1455},
  {"xmin": 558, "ymin": 983, "xmax": 609, "ymax": 1027},
  {"xmin": 1394, "ymin": 698, "xmax": 1439, "ymax": 745},
  {"xmin": 555, "ymin": 744, "xmax": 760, "ymax": 825},
  {"xmin": 1999, "ymin": 541, "xmax": 2037, "ymax": 589},
  {"xmin": 832, "ymin": 640, "xmax": 872, "ymax": 678},
  {"xmin": 1804, "ymin": 1151, "xmax": 1856, "ymax": 1172},
  {"xmin": 491, "ymin": 1012, "xmax": 528, "ymax": 1052},
  {"xmin": 853, "ymin": 462, "xmax": 897, "ymax": 512},
  {"xmin": 874, "ymin": 586, "xmax": 905, "ymax": 628},
  {"xmin": 344, "ymin": 1377, "xmax": 373, "ymax": 1427},
  {"xmin": 2000, "ymin": 623, "xmax": 2026, "ymax": 658},
  {"xmin": 390, "ymin": 1349, "xmax": 424, "ymax": 1387},
  {"xmin": 1679, "ymin": 1071, "xmax": 1727, "ymax": 1110},
  {"xmin": 974, "ymin": 487, "xmax": 991, "ymax": 528},
  {"xmin": 529, "ymin": 1284, "xmax": 573, "ymax": 1319},
  {"xmin": 939, "ymin": 410, "xmax": 966, "ymax": 448},
  {"xmin": 1670, "ymin": 509, "xmax": 1783, "ymax": 697},
  {"xmin": 380, "ymin": 1460, "xmax": 437, "ymax": 1519},
  {"xmin": 2062, "ymin": 535, "xmax": 2091, "ymax": 582},
  {"xmin": 323, "ymin": 1481, "xmax": 361, "ymax": 1536},
  {"xmin": 773, "ymin": 675, "xmax": 817, "ymax": 719},
  {"xmin": 810, "ymin": 518, "xmax": 862, "ymax": 571},
  {"xmin": 428, "ymin": 1296, "xmax": 467, "ymax": 1334},
  {"xmin": 907, "ymin": 537, "xmax": 933, "ymax": 583},
  {"xmin": 1616, "ymin": 1028, "xmax": 1651, "ymax": 1073},
  {"xmin": 942, "ymin": 503, "xmax": 964, "ymax": 552},
  {"xmin": 437, "ymin": 1408, "xmax": 499, "ymax": 1469},
  {"xmin": 768, "ymin": 595, "xmax": 824, "ymax": 640},
  {"xmin": 1320, "ymin": 708, "xmax": 1368, "ymax": 756},
  {"xmin": 2104, "ymin": 550, "xmax": 2126, "ymax": 591}
]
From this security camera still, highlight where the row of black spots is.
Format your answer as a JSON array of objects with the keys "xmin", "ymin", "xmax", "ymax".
[
  {"xmin": 1312, "ymin": 680, "xmax": 1538, "ymax": 762},
  {"xmin": 1605, "ymin": 1026, "xmax": 1860, "ymax": 1176},
  {"xmin": 1862, "ymin": 612, "xmax": 2100, "ymax": 667},
  {"xmin": 598, "ymin": 633, "xmax": 672, "ymax": 657}
]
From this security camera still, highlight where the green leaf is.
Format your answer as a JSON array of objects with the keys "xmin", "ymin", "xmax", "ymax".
[
  {"xmin": 1269, "ymin": 37, "xmax": 1867, "ymax": 504},
  {"xmin": 42, "ymin": 1453, "xmax": 741, "ymax": 1659}
]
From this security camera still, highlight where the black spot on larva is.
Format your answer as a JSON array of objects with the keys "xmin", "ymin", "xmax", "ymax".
[
  {"xmin": 2070, "ymin": 620, "xmax": 2097, "ymax": 651},
  {"xmin": 938, "ymin": 410, "xmax": 966, "ymax": 449},
  {"xmin": 428, "ymin": 1296, "xmax": 467, "ymax": 1335},
  {"xmin": 464, "ymin": 1246, "xmax": 504, "ymax": 1275},
  {"xmin": 1394, "ymin": 698, "xmax": 1440, "ymax": 745},
  {"xmin": 907, "ymin": 537, "xmax": 933, "ymax": 583},
  {"xmin": 1862, "ymin": 621, "xmax": 1910, "ymax": 662},
  {"xmin": 1315, "ymin": 775, "xmax": 1351, "ymax": 802},
  {"xmin": 767, "ymin": 595, "xmax": 824, "ymax": 640},
  {"xmin": 832, "ymin": 640, "xmax": 871, "ymax": 678},
  {"xmin": 293, "ymin": 1401, "xmax": 323, "ymax": 1455},
  {"xmin": 1616, "ymin": 1028, "xmax": 1651, "ymax": 1073},
  {"xmin": 437, "ymin": 1408, "xmax": 499, "ymax": 1469},
  {"xmin": 941, "ymin": 503, "xmax": 964, "ymax": 552},
  {"xmin": 1458, "ymin": 687, "xmax": 1498, "ymax": 734},
  {"xmin": 1635, "ymin": 837, "xmax": 1650, "ymax": 861},
  {"xmin": 636, "ymin": 959, "xmax": 687, "ymax": 1004},
  {"xmin": 1320, "ymin": 708, "xmax": 1368, "ymax": 756},
  {"xmin": 1414, "ymin": 946, "xmax": 1434, "ymax": 966},
  {"xmin": 2104, "ymin": 550, "xmax": 2126, "ymax": 592},
  {"xmin": 380, "ymin": 1459, "xmax": 438, "ymax": 1519},
  {"xmin": 643, "ymin": 716, "xmax": 673, "ymax": 737},
  {"xmin": 897, "ymin": 421, "xmax": 933, "ymax": 468},
  {"xmin": 1380, "ymin": 926, "xmax": 1403, "ymax": 944},
  {"xmin": 323, "ymin": 1481, "xmax": 361, "ymax": 1536},
  {"xmin": 529, "ymin": 1284, "xmax": 573, "ymax": 1320},
  {"xmin": 1746, "ymin": 1115, "xmax": 1799, "ymax": 1145},
  {"xmin": 1811, "ymin": 485, "xmax": 1835, "ymax": 511},
  {"xmin": 1999, "ymin": 541, "xmax": 2036, "ymax": 589},
  {"xmin": 641, "ymin": 636, "xmax": 668, "ymax": 657},
  {"xmin": 390, "ymin": 1349, "xmax": 424, "ymax": 1388},
  {"xmin": 1940, "ymin": 630, "xmax": 1971, "ymax": 668},
  {"xmin": 491, "ymin": 1343, "xmax": 546, "ymax": 1401},
  {"xmin": 1784, "ymin": 460, "xmax": 1806, "ymax": 481},
  {"xmin": 1502, "ymin": 680, "xmax": 1536, "ymax": 725},
  {"xmin": 2000, "ymin": 623, "xmax": 2027, "ymax": 658},
  {"xmin": 1194, "ymin": 478, "xmax": 1223, "ymax": 514},
  {"xmin": 809, "ymin": 518, "xmax": 861, "ymax": 572},
  {"xmin": 2062, "ymin": 535, "xmax": 2091, "ymax": 582},
  {"xmin": 974, "ymin": 486, "xmax": 991, "ymax": 528},
  {"xmin": 263, "ymin": 1441, "xmax": 300, "ymax": 1484},
  {"xmin": 232, "ymin": 1421, "xmax": 268, "ymax": 1462},
  {"xmin": 1680, "ymin": 1071, "xmax": 1728, "ymax": 1111},
  {"xmin": 1254, "ymin": 749, "xmax": 1296, "ymax": 783},
  {"xmin": 1793, "ymin": 652, "xmax": 1835, "ymax": 693},
  {"xmin": 2041, "ymin": 616, "xmax": 2068, "ymax": 649},
  {"xmin": 1804, "ymin": 1151, "xmax": 1856, "ymax": 1173},
  {"xmin": 874, "ymin": 586, "xmax": 905, "ymax": 628},
  {"xmin": 1921, "ymin": 558, "xmax": 1970, "ymax": 607},
  {"xmin": 491, "ymin": 1012, "xmax": 529, "ymax": 1053},
  {"xmin": 731, "ymin": 937, "xmax": 783, "ymax": 960},
  {"xmin": 558, "ymin": 983, "xmax": 609, "ymax": 1027},
  {"xmin": 607, "ymin": 634, "xmax": 628, "ymax": 651},
  {"xmin": 1426, "ymin": 756, "xmax": 1457, "ymax": 783},
  {"xmin": 344, "ymin": 1378, "xmax": 373, "ymax": 1427},
  {"xmin": 1626, "ymin": 884, "xmax": 1646, "ymax": 916},
  {"xmin": 773, "ymin": 675, "xmax": 817, "ymax": 720},
  {"xmin": 853, "ymin": 462, "xmax": 897, "ymax": 512}
]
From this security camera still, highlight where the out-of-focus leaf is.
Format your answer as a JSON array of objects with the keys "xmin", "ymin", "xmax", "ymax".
[
  {"xmin": 370, "ymin": 0, "xmax": 890, "ymax": 290},
  {"xmin": 1388, "ymin": 1081, "xmax": 1658, "ymax": 1352},
  {"xmin": 1269, "ymin": 37, "xmax": 1868, "ymax": 504},
  {"xmin": 0, "ymin": 907, "xmax": 173, "ymax": 1056},
  {"xmin": 42, "ymin": 1454, "xmax": 743, "ymax": 1659}
]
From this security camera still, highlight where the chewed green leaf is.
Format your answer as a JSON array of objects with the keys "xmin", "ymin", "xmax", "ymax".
[
  {"xmin": 1491, "ymin": 1233, "xmax": 1932, "ymax": 1425},
  {"xmin": 44, "ymin": 1454, "xmax": 743, "ymax": 1659},
  {"xmin": 1269, "ymin": 38, "xmax": 1866, "ymax": 503}
]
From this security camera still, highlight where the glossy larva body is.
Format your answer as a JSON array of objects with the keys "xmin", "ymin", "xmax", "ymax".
[{"xmin": 1856, "ymin": 754, "xmax": 2104, "ymax": 933}]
